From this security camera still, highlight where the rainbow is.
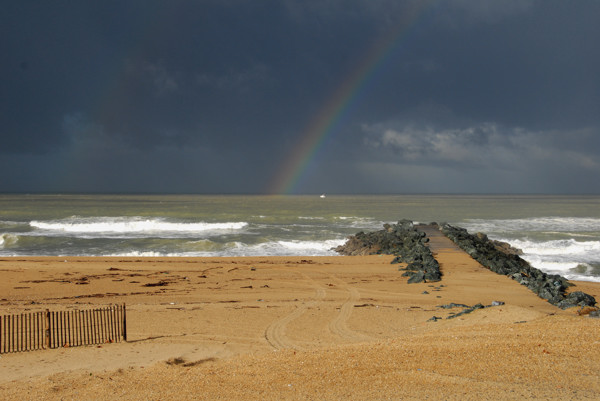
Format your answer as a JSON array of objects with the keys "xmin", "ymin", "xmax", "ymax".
[{"xmin": 267, "ymin": 1, "xmax": 435, "ymax": 195}]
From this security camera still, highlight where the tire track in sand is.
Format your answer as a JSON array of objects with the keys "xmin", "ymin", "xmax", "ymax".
[
  {"xmin": 325, "ymin": 273, "xmax": 373, "ymax": 342},
  {"xmin": 264, "ymin": 273, "xmax": 326, "ymax": 350}
]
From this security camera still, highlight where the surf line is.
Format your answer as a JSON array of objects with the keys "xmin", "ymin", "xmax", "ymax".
[{"xmin": 267, "ymin": 1, "xmax": 435, "ymax": 195}]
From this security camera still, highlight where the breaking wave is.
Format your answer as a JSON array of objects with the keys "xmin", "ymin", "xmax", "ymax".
[
  {"xmin": 507, "ymin": 238, "xmax": 600, "ymax": 282},
  {"xmin": 462, "ymin": 217, "xmax": 600, "ymax": 282},
  {"xmin": 0, "ymin": 233, "xmax": 18, "ymax": 249},
  {"xmin": 106, "ymin": 239, "xmax": 345, "ymax": 257},
  {"xmin": 29, "ymin": 217, "xmax": 248, "ymax": 238},
  {"xmin": 463, "ymin": 217, "xmax": 600, "ymax": 235}
]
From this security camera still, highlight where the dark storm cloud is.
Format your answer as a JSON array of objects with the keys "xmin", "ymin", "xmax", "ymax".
[{"xmin": 1, "ymin": 0, "xmax": 599, "ymax": 193}]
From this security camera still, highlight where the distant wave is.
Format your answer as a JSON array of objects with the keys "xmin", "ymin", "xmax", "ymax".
[
  {"xmin": 29, "ymin": 217, "xmax": 248, "ymax": 237},
  {"xmin": 335, "ymin": 216, "xmax": 384, "ymax": 229},
  {"xmin": 463, "ymin": 217, "xmax": 600, "ymax": 233}
]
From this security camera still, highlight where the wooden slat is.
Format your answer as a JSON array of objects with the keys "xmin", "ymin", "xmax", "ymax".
[
  {"xmin": 97, "ymin": 309, "xmax": 102, "ymax": 344},
  {"xmin": 5, "ymin": 314, "xmax": 8, "ymax": 352},
  {"xmin": 58, "ymin": 311, "xmax": 63, "ymax": 347},
  {"xmin": 49, "ymin": 312, "xmax": 54, "ymax": 349},
  {"xmin": 30, "ymin": 313, "xmax": 34, "ymax": 350},
  {"xmin": 11, "ymin": 314, "xmax": 15, "ymax": 352},
  {"xmin": 54, "ymin": 311, "xmax": 58, "ymax": 348},
  {"xmin": 68, "ymin": 310, "xmax": 72, "ymax": 347},
  {"xmin": 85, "ymin": 309, "xmax": 91, "ymax": 346},
  {"xmin": 105, "ymin": 307, "xmax": 110, "ymax": 342},
  {"xmin": 78, "ymin": 310, "xmax": 83, "ymax": 346},
  {"xmin": 92, "ymin": 309, "xmax": 97, "ymax": 344},
  {"xmin": 44, "ymin": 310, "xmax": 49, "ymax": 350},
  {"xmin": 100, "ymin": 308, "xmax": 106, "ymax": 343},
  {"xmin": 62, "ymin": 311, "xmax": 67, "ymax": 347},
  {"xmin": 18, "ymin": 314, "xmax": 22, "ymax": 352},
  {"xmin": 115, "ymin": 305, "xmax": 121, "ymax": 343},
  {"xmin": 34, "ymin": 312, "xmax": 38, "ymax": 350},
  {"xmin": 110, "ymin": 306, "xmax": 116, "ymax": 342},
  {"xmin": 103, "ymin": 307, "xmax": 109, "ymax": 342},
  {"xmin": 83, "ymin": 310, "xmax": 87, "ymax": 345},
  {"xmin": 123, "ymin": 304, "xmax": 126, "ymax": 341}
]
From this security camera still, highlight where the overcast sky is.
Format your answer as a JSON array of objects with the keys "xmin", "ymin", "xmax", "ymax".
[{"xmin": 2, "ymin": 0, "xmax": 599, "ymax": 194}]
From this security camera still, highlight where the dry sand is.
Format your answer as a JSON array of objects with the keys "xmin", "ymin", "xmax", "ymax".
[{"xmin": 1, "ymin": 234, "xmax": 599, "ymax": 400}]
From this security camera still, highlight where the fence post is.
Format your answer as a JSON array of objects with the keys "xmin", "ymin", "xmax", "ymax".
[
  {"xmin": 12, "ymin": 314, "xmax": 15, "ymax": 353},
  {"xmin": 123, "ymin": 304, "xmax": 127, "ymax": 342},
  {"xmin": 27, "ymin": 312, "xmax": 31, "ymax": 351}
]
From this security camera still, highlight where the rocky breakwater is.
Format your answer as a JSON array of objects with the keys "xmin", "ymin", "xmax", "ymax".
[
  {"xmin": 334, "ymin": 219, "xmax": 441, "ymax": 283},
  {"xmin": 440, "ymin": 223, "xmax": 597, "ymax": 310}
]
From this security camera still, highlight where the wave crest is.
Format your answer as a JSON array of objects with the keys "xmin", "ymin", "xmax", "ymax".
[
  {"xmin": 464, "ymin": 217, "xmax": 600, "ymax": 233},
  {"xmin": 29, "ymin": 217, "xmax": 248, "ymax": 236},
  {"xmin": 0, "ymin": 233, "xmax": 18, "ymax": 248}
]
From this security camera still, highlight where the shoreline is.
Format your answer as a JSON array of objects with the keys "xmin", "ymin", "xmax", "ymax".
[{"xmin": 1, "ymin": 253, "xmax": 599, "ymax": 399}]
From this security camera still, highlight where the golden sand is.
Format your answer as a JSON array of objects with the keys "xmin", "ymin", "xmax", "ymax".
[{"xmin": 1, "ymin": 235, "xmax": 599, "ymax": 400}]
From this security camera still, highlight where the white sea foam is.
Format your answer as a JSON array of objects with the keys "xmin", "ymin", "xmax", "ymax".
[
  {"xmin": 459, "ymin": 217, "xmax": 600, "ymax": 281},
  {"xmin": 521, "ymin": 260, "xmax": 600, "ymax": 283},
  {"xmin": 103, "ymin": 239, "xmax": 345, "ymax": 258},
  {"xmin": 106, "ymin": 250, "xmax": 169, "ymax": 257},
  {"xmin": 220, "ymin": 239, "xmax": 345, "ymax": 257},
  {"xmin": 0, "ymin": 220, "xmax": 22, "ymax": 228},
  {"xmin": 463, "ymin": 217, "xmax": 600, "ymax": 234},
  {"xmin": 500, "ymin": 238, "xmax": 600, "ymax": 282},
  {"xmin": 335, "ymin": 216, "xmax": 383, "ymax": 230},
  {"xmin": 510, "ymin": 238, "xmax": 600, "ymax": 257},
  {"xmin": 0, "ymin": 233, "xmax": 18, "ymax": 248},
  {"xmin": 29, "ymin": 217, "xmax": 248, "ymax": 237}
]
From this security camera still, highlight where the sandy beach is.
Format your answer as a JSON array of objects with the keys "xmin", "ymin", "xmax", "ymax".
[{"xmin": 1, "ymin": 233, "xmax": 599, "ymax": 400}]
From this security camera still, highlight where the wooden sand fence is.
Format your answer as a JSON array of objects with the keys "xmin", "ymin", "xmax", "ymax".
[{"xmin": 0, "ymin": 304, "xmax": 126, "ymax": 354}]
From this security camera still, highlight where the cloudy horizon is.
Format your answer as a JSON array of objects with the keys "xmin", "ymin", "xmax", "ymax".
[{"xmin": 2, "ymin": 0, "xmax": 599, "ymax": 194}]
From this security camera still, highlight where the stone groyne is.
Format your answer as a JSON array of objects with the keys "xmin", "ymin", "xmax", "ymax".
[
  {"xmin": 439, "ymin": 223, "xmax": 596, "ymax": 309},
  {"xmin": 335, "ymin": 220, "xmax": 597, "ymax": 310}
]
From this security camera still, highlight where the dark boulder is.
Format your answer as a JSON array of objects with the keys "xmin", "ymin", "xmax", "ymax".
[
  {"xmin": 557, "ymin": 291, "xmax": 598, "ymax": 309},
  {"xmin": 335, "ymin": 220, "xmax": 441, "ymax": 284}
]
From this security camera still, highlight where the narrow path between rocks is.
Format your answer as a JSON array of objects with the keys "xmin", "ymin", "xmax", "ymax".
[{"xmin": 416, "ymin": 224, "xmax": 463, "ymax": 254}]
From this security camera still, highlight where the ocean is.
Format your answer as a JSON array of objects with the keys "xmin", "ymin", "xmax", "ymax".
[{"xmin": 1, "ymin": 194, "xmax": 599, "ymax": 282}]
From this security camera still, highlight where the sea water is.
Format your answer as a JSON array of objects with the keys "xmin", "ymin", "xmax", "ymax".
[{"xmin": 0, "ymin": 194, "xmax": 598, "ymax": 282}]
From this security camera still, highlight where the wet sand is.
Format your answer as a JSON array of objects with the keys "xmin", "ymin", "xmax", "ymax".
[{"xmin": 1, "ymin": 239, "xmax": 599, "ymax": 400}]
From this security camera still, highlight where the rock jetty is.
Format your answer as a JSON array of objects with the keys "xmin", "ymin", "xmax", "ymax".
[
  {"xmin": 335, "ymin": 219, "xmax": 597, "ymax": 310},
  {"xmin": 439, "ymin": 223, "xmax": 597, "ymax": 309},
  {"xmin": 334, "ymin": 219, "xmax": 441, "ymax": 283}
]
